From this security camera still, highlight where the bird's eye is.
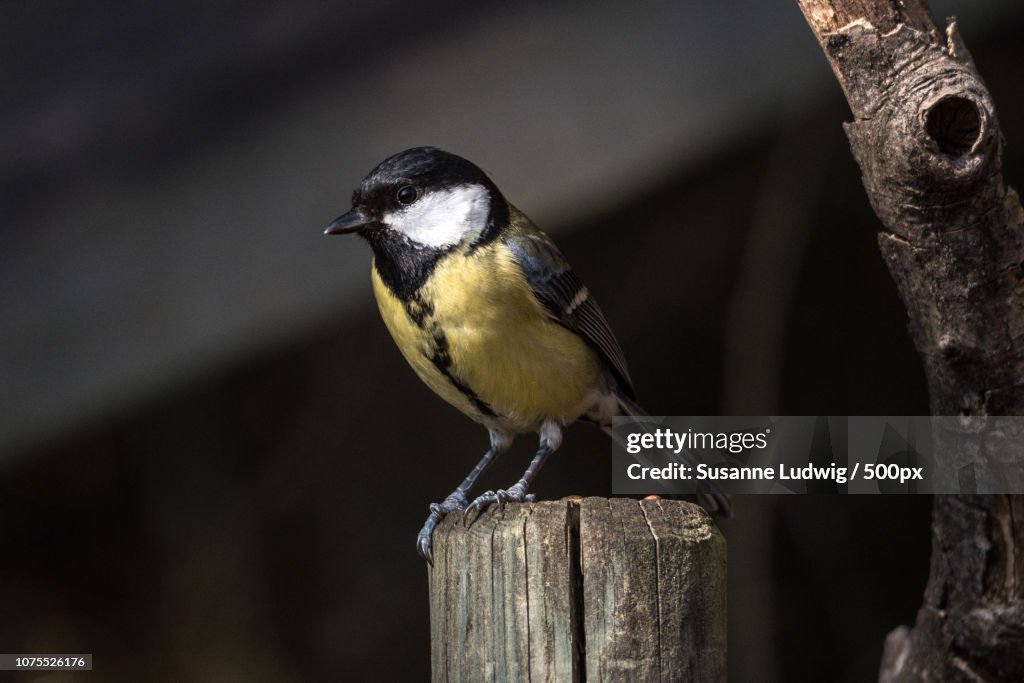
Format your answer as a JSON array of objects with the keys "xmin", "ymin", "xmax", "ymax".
[{"xmin": 396, "ymin": 185, "xmax": 419, "ymax": 206}]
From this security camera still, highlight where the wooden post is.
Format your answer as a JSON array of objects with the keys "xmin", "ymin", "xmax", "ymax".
[{"xmin": 428, "ymin": 497, "xmax": 727, "ymax": 682}]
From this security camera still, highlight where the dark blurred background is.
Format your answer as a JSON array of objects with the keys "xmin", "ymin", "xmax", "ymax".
[{"xmin": 2, "ymin": 1, "xmax": 1023, "ymax": 681}]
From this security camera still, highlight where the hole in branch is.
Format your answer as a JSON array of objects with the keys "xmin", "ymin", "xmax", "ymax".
[{"xmin": 925, "ymin": 96, "xmax": 981, "ymax": 156}]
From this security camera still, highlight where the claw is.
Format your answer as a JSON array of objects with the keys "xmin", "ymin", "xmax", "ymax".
[
  {"xmin": 463, "ymin": 483, "xmax": 531, "ymax": 526},
  {"xmin": 416, "ymin": 509, "xmax": 442, "ymax": 564},
  {"xmin": 462, "ymin": 508, "xmax": 479, "ymax": 527},
  {"xmin": 417, "ymin": 491, "xmax": 472, "ymax": 563},
  {"xmin": 417, "ymin": 529, "xmax": 435, "ymax": 565},
  {"xmin": 463, "ymin": 490, "xmax": 495, "ymax": 526}
]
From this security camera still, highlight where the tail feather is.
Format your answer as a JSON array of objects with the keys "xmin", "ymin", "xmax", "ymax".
[
  {"xmin": 609, "ymin": 390, "xmax": 733, "ymax": 518},
  {"xmin": 615, "ymin": 391, "xmax": 649, "ymax": 420}
]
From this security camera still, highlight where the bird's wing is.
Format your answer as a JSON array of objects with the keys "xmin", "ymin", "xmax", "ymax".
[{"xmin": 501, "ymin": 209, "xmax": 635, "ymax": 398}]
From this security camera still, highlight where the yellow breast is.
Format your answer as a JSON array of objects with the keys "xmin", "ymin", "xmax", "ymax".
[{"xmin": 371, "ymin": 242, "xmax": 602, "ymax": 432}]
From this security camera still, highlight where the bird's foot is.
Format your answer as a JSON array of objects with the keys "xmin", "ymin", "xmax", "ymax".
[
  {"xmin": 462, "ymin": 482, "xmax": 536, "ymax": 525},
  {"xmin": 416, "ymin": 491, "xmax": 470, "ymax": 564}
]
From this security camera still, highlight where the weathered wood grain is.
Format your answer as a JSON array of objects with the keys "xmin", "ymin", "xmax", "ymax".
[
  {"xmin": 429, "ymin": 498, "xmax": 726, "ymax": 682},
  {"xmin": 640, "ymin": 499, "xmax": 728, "ymax": 682}
]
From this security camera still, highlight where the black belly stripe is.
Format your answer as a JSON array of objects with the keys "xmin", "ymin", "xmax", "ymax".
[
  {"xmin": 430, "ymin": 344, "xmax": 497, "ymax": 419},
  {"xmin": 403, "ymin": 293, "xmax": 433, "ymax": 327},
  {"xmin": 402, "ymin": 297, "xmax": 498, "ymax": 419}
]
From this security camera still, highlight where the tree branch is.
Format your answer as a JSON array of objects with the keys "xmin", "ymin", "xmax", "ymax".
[{"xmin": 795, "ymin": 1, "xmax": 1024, "ymax": 680}]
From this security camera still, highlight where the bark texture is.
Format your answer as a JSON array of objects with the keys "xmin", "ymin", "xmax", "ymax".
[{"xmin": 796, "ymin": 1, "xmax": 1024, "ymax": 681}]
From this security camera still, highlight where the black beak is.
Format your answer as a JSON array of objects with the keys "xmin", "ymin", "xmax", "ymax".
[{"xmin": 324, "ymin": 208, "xmax": 374, "ymax": 235}]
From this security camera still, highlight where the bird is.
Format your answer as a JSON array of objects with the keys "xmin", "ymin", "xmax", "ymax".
[{"xmin": 325, "ymin": 147, "xmax": 728, "ymax": 562}]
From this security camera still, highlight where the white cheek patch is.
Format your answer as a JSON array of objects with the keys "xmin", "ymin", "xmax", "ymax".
[{"xmin": 385, "ymin": 184, "xmax": 490, "ymax": 248}]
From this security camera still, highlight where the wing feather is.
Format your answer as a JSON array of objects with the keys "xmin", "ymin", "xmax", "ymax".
[{"xmin": 501, "ymin": 211, "xmax": 635, "ymax": 399}]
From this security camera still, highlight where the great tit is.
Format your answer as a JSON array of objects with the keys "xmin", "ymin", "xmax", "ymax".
[{"xmin": 326, "ymin": 147, "xmax": 727, "ymax": 562}]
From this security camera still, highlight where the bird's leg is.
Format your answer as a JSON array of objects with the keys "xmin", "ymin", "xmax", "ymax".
[
  {"xmin": 464, "ymin": 421, "xmax": 563, "ymax": 523},
  {"xmin": 417, "ymin": 430, "xmax": 511, "ymax": 563}
]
